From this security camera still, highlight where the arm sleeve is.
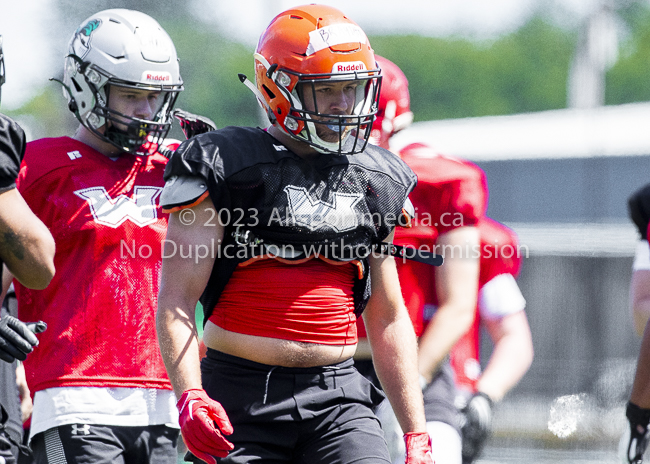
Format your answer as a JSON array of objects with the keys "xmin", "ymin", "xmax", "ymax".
[
  {"xmin": 633, "ymin": 240, "xmax": 650, "ymax": 271},
  {"xmin": 0, "ymin": 114, "xmax": 25, "ymax": 191},
  {"xmin": 477, "ymin": 219, "xmax": 525, "ymax": 319},
  {"xmin": 478, "ymin": 273, "xmax": 526, "ymax": 320}
]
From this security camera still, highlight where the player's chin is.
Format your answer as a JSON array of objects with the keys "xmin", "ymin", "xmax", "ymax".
[
  {"xmin": 109, "ymin": 120, "xmax": 131, "ymax": 133},
  {"xmin": 315, "ymin": 123, "xmax": 349, "ymax": 143}
]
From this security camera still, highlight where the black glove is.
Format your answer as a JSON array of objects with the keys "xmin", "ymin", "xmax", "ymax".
[
  {"xmin": 0, "ymin": 404, "xmax": 32, "ymax": 464},
  {"xmin": 184, "ymin": 450, "xmax": 204, "ymax": 463},
  {"xmin": 461, "ymin": 392, "xmax": 493, "ymax": 464},
  {"xmin": 0, "ymin": 316, "xmax": 45, "ymax": 363},
  {"xmin": 0, "ymin": 428, "xmax": 16, "ymax": 464},
  {"xmin": 626, "ymin": 402, "xmax": 650, "ymax": 463},
  {"xmin": 172, "ymin": 109, "xmax": 217, "ymax": 140}
]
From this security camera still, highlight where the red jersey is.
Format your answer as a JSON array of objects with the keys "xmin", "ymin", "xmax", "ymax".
[
  {"xmin": 208, "ymin": 258, "xmax": 358, "ymax": 345},
  {"xmin": 450, "ymin": 217, "xmax": 524, "ymax": 392},
  {"xmin": 15, "ymin": 137, "xmax": 171, "ymax": 392}
]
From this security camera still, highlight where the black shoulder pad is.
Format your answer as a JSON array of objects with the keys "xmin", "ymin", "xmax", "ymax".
[{"xmin": 353, "ymin": 143, "xmax": 417, "ymax": 195}]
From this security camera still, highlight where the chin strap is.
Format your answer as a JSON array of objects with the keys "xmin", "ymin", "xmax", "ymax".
[{"xmin": 50, "ymin": 77, "xmax": 81, "ymax": 119}]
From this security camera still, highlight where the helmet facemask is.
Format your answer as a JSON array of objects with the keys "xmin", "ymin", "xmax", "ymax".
[
  {"xmin": 291, "ymin": 71, "xmax": 380, "ymax": 155},
  {"xmin": 101, "ymin": 88, "xmax": 179, "ymax": 155},
  {"xmin": 63, "ymin": 54, "xmax": 181, "ymax": 155},
  {"xmin": 271, "ymin": 67, "xmax": 381, "ymax": 156}
]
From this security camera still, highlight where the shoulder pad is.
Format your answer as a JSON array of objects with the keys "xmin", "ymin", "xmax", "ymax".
[{"xmin": 161, "ymin": 175, "xmax": 208, "ymax": 212}]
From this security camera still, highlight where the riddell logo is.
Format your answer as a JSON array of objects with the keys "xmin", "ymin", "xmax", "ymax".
[
  {"xmin": 333, "ymin": 61, "xmax": 367, "ymax": 73},
  {"xmin": 142, "ymin": 71, "xmax": 172, "ymax": 83}
]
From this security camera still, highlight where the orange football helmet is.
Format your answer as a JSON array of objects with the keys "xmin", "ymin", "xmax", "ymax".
[
  {"xmin": 370, "ymin": 55, "xmax": 414, "ymax": 150},
  {"xmin": 252, "ymin": 4, "xmax": 381, "ymax": 155}
]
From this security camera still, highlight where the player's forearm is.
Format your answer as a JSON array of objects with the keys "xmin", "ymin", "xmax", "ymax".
[
  {"xmin": 417, "ymin": 303, "xmax": 475, "ymax": 381},
  {"xmin": 476, "ymin": 332, "xmax": 533, "ymax": 402},
  {"xmin": 370, "ymin": 313, "xmax": 427, "ymax": 433},
  {"xmin": 156, "ymin": 298, "xmax": 203, "ymax": 397},
  {"xmin": 630, "ymin": 320, "xmax": 650, "ymax": 408},
  {"xmin": 630, "ymin": 270, "xmax": 650, "ymax": 336},
  {"xmin": 633, "ymin": 300, "xmax": 650, "ymax": 337},
  {"xmin": 156, "ymin": 202, "xmax": 221, "ymax": 397},
  {"xmin": 422, "ymin": 227, "xmax": 480, "ymax": 379}
]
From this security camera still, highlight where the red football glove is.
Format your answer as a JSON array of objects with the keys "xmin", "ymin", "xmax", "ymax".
[
  {"xmin": 177, "ymin": 389, "xmax": 234, "ymax": 464},
  {"xmin": 404, "ymin": 432, "xmax": 434, "ymax": 464}
]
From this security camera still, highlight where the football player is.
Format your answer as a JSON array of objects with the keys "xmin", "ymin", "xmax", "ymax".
[
  {"xmin": 12, "ymin": 10, "xmax": 184, "ymax": 464},
  {"xmin": 357, "ymin": 55, "xmax": 532, "ymax": 464},
  {"xmin": 0, "ymin": 35, "xmax": 55, "ymax": 294},
  {"xmin": 0, "ymin": 34, "xmax": 53, "ymax": 464},
  {"xmin": 622, "ymin": 184, "xmax": 650, "ymax": 463},
  {"xmin": 356, "ymin": 54, "xmax": 484, "ymax": 464},
  {"xmin": 628, "ymin": 184, "xmax": 650, "ymax": 336},
  {"xmin": 156, "ymin": 4, "xmax": 433, "ymax": 463},
  {"xmin": 449, "ymin": 217, "xmax": 533, "ymax": 463}
]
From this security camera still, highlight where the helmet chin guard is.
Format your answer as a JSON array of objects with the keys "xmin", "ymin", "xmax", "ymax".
[
  {"xmin": 251, "ymin": 5, "xmax": 381, "ymax": 155},
  {"xmin": 59, "ymin": 9, "xmax": 183, "ymax": 154}
]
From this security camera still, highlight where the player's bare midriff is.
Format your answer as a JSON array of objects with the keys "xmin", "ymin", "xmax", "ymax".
[
  {"xmin": 353, "ymin": 338, "xmax": 373, "ymax": 360},
  {"xmin": 203, "ymin": 320, "xmax": 357, "ymax": 367}
]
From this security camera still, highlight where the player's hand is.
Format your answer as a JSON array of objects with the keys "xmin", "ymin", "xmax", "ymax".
[
  {"xmin": 461, "ymin": 392, "xmax": 493, "ymax": 463},
  {"xmin": 156, "ymin": 109, "xmax": 216, "ymax": 159},
  {"xmin": 0, "ymin": 316, "xmax": 45, "ymax": 363},
  {"xmin": 404, "ymin": 432, "xmax": 434, "ymax": 464},
  {"xmin": 172, "ymin": 109, "xmax": 217, "ymax": 139},
  {"xmin": 177, "ymin": 389, "xmax": 234, "ymax": 464},
  {"xmin": 625, "ymin": 401, "xmax": 650, "ymax": 463}
]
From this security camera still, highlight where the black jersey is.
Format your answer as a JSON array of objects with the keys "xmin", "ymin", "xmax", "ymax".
[
  {"xmin": 163, "ymin": 126, "xmax": 417, "ymax": 318},
  {"xmin": 0, "ymin": 114, "xmax": 25, "ymax": 191}
]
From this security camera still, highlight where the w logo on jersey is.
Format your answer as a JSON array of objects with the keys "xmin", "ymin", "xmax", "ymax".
[
  {"xmin": 74, "ymin": 186, "xmax": 162, "ymax": 228},
  {"xmin": 284, "ymin": 186, "xmax": 362, "ymax": 232}
]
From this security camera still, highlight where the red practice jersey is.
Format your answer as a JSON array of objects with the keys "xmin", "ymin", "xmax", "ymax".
[
  {"xmin": 15, "ymin": 137, "xmax": 171, "ymax": 393},
  {"xmin": 449, "ymin": 217, "xmax": 524, "ymax": 392},
  {"xmin": 357, "ymin": 143, "xmax": 488, "ymax": 338}
]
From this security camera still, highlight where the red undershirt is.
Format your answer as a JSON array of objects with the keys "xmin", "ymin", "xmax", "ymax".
[{"xmin": 208, "ymin": 257, "xmax": 358, "ymax": 345}]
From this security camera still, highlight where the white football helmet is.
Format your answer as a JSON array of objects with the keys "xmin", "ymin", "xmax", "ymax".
[{"xmin": 61, "ymin": 9, "xmax": 184, "ymax": 154}]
